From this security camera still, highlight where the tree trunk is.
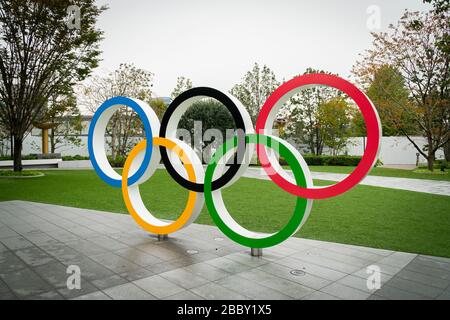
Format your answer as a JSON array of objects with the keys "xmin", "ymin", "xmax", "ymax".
[
  {"xmin": 444, "ymin": 140, "xmax": 450, "ymax": 162},
  {"xmin": 10, "ymin": 131, "xmax": 13, "ymax": 159},
  {"xmin": 427, "ymin": 149, "xmax": 434, "ymax": 172},
  {"xmin": 13, "ymin": 136, "xmax": 23, "ymax": 172},
  {"xmin": 427, "ymin": 157, "xmax": 434, "ymax": 171},
  {"xmin": 50, "ymin": 129, "xmax": 56, "ymax": 154}
]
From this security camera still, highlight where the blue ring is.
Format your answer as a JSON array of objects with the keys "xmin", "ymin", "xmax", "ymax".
[{"xmin": 88, "ymin": 96, "xmax": 153, "ymax": 188}]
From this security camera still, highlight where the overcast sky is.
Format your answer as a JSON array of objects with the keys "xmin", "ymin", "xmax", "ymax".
[{"xmin": 93, "ymin": 0, "xmax": 431, "ymax": 97}]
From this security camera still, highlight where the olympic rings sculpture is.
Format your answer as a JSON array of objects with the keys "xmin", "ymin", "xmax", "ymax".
[{"xmin": 88, "ymin": 74, "xmax": 381, "ymax": 249}]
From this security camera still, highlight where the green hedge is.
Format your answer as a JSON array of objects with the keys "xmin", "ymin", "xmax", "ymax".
[
  {"xmin": 0, "ymin": 154, "xmax": 39, "ymax": 161},
  {"xmin": 279, "ymin": 155, "xmax": 381, "ymax": 167},
  {"xmin": 107, "ymin": 155, "xmax": 125, "ymax": 168},
  {"xmin": 62, "ymin": 155, "xmax": 90, "ymax": 161}
]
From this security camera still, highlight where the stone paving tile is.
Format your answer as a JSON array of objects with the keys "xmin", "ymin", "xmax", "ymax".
[
  {"xmin": 436, "ymin": 289, "xmax": 450, "ymax": 300},
  {"xmin": 166, "ymin": 290, "xmax": 204, "ymax": 300},
  {"xmin": 367, "ymin": 294, "xmax": 389, "ymax": 300},
  {"xmin": 183, "ymin": 262, "xmax": 232, "ymax": 281},
  {"xmin": 159, "ymin": 268, "xmax": 209, "ymax": 290},
  {"xmin": 103, "ymin": 283, "xmax": 157, "ymax": 300},
  {"xmin": 135, "ymin": 243, "xmax": 187, "ymax": 261},
  {"xmin": 72, "ymin": 291, "xmax": 112, "ymax": 300},
  {"xmin": 289, "ymin": 251, "xmax": 362, "ymax": 274},
  {"xmin": 377, "ymin": 252, "xmax": 417, "ymax": 268},
  {"xmin": 404, "ymin": 261, "xmax": 450, "ymax": 279},
  {"xmin": 216, "ymin": 275, "xmax": 293, "ymax": 300},
  {"xmin": 0, "ymin": 227, "xmax": 19, "ymax": 239},
  {"xmin": 336, "ymin": 274, "xmax": 382, "ymax": 294},
  {"xmin": 205, "ymin": 257, "xmax": 254, "ymax": 274},
  {"xmin": 257, "ymin": 262, "xmax": 331, "ymax": 290},
  {"xmin": 413, "ymin": 255, "xmax": 450, "ymax": 270},
  {"xmin": 301, "ymin": 291, "xmax": 341, "ymax": 300},
  {"xmin": 14, "ymin": 246, "xmax": 55, "ymax": 267},
  {"xmin": 133, "ymin": 275, "xmax": 185, "ymax": 298},
  {"xmin": 91, "ymin": 275, "xmax": 128, "ymax": 290},
  {"xmin": 65, "ymin": 239, "xmax": 109, "ymax": 256},
  {"xmin": 86, "ymin": 235, "xmax": 129, "ymax": 251},
  {"xmin": 372, "ymin": 285, "xmax": 430, "ymax": 300},
  {"xmin": 145, "ymin": 261, "xmax": 181, "ymax": 275},
  {"xmin": 0, "ymin": 291, "xmax": 17, "ymax": 300},
  {"xmin": 89, "ymin": 252, "xmax": 142, "ymax": 274},
  {"xmin": 191, "ymin": 282, "xmax": 248, "ymax": 300},
  {"xmin": 0, "ymin": 251, "xmax": 28, "ymax": 275},
  {"xmin": 119, "ymin": 268, "xmax": 155, "ymax": 282},
  {"xmin": 383, "ymin": 277, "xmax": 444, "ymax": 299},
  {"xmin": 26, "ymin": 291, "xmax": 65, "ymax": 300},
  {"xmin": 1, "ymin": 201, "xmax": 449, "ymax": 300},
  {"xmin": 225, "ymin": 252, "xmax": 270, "ymax": 268},
  {"xmin": 275, "ymin": 256, "xmax": 347, "ymax": 281},
  {"xmin": 236, "ymin": 269, "xmax": 314, "ymax": 299},
  {"xmin": 39, "ymin": 242, "xmax": 82, "ymax": 263},
  {"xmin": 320, "ymin": 282, "xmax": 372, "ymax": 300},
  {"xmin": 21, "ymin": 232, "xmax": 57, "ymax": 246},
  {"xmin": 1, "ymin": 236, "xmax": 34, "ymax": 251},
  {"xmin": 45, "ymin": 229, "xmax": 80, "ymax": 243},
  {"xmin": 395, "ymin": 269, "xmax": 450, "ymax": 289},
  {"xmin": 33, "ymin": 261, "xmax": 75, "ymax": 288},
  {"xmin": 114, "ymin": 247, "xmax": 163, "ymax": 267},
  {"xmin": 60, "ymin": 255, "xmax": 115, "ymax": 281},
  {"xmin": 0, "ymin": 268, "xmax": 53, "ymax": 298},
  {"xmin": 303, "ymin": 247, "xmax": 374, "ymax": 268},
  {"xmin": 0, "ymin": 279, "xmax": 16, "ymax": 300},
  {"xmin": 353, "ymin": 264, "xmax": 401, "ymax": 278}
]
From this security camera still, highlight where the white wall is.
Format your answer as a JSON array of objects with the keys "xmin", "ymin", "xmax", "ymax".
[
  {"xmin": 9, "ymin": 134, "xmax": 446, "ymax": 166},
  {"xmin": 20, "ymin": 135, "xmax": 91, "ymax": 156},
  {"xmin": 346, "ymin": 136, "xmax": 445, "ymax": 165}
]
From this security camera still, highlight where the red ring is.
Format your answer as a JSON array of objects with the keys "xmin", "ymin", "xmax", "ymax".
[{"xmin": 255, "ymin": 74, "xmax": 381, "ymax": 200}]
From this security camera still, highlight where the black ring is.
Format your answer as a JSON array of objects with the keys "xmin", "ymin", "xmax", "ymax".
[{"xmin": 159, "ymin": 87, "xmax": 248, "ymax": 192}]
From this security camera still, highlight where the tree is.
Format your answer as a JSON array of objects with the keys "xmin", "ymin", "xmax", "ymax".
[
  {"xmin": 353, "ymin": 9, "xmax": 449, "ymax": 170},
  {"xmin": 284, "ymin": 68, "xmax": 341, "ymax": 155},
  {"xmin": 149, "ymin": 98, "xmax": 168, "ymax": 120},
  {"xmin": 352, "ymin": 65, "xmax": 418, "ymax": 136},
  {"xmin": 424, "ymin": 0, "xmax": 450, "ymax": 161},
  {"xmin": 0, "ymin": 0, "xmax": 106, "ymax": 171},
  {"xmin": 41, "ymin": 90, "xmax": 82, "ymax": 153},
  {"xmin": 178, "ymin": 98, "xmax": 236, "ymax": 163},
  {"xmin": 423, "ymin": 0, "xmax": 450, "ymax": 14},
  {"xmin": 171, "ymin": 76, "xmax": 192, "ymax": 100},
  {"xmin": 230, "ymin": 63, "xmax": 280, "ymax": 124},
  {"xmin": 81, "ymin": 63, "xmax": 153, "ymax": 159},
  {"xmin": 0, "ymin": 120, "xmax": 9, "ymax": 157},
  {"xmin": 317, "ymin": 97, "xmax": 352, "ymax": 155}
]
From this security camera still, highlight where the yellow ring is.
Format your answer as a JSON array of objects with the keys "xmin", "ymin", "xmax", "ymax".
[{"xmin": 122, "ymin": 137, "xmax": 198, "ymax": 234}]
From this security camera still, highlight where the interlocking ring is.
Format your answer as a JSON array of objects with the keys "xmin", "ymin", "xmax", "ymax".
[
  {"xmin": 256, "ymin": 74, "xmax": 382, "ymax": 199},
  {"xmin": 159, "ymin": 87, "xmax": 254, "ymax": 192},
  {"xmin": 88, "ymin": 75, "xmax": 381, "ymax": 248}
]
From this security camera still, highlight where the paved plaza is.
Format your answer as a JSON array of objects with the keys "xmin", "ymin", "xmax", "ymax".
[
  {"xmin": 244, "ymin": 167, "xmax": 450, "ymax": 196},
  {"xmin": 0, "ymin": 200, "xmax": 449, "ymax": 300}
]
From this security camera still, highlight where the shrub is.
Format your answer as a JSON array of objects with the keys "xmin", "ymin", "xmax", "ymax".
[
  {"xmin": 62, "ymin": 155, "xmax": 90, "ymax": 161},
  {"xmin": 107, "ymin": 155, "xmax": 126, "ymax": 168},
  {"xmin": 0, "ymin": 154, "xmax": 38, "ymax": 161},
  {"xmin": 278, "ymin": 155, "xmax": 380, "ymax": 167}
]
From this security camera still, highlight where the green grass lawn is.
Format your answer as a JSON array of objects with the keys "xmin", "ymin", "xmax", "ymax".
[
  {"xmin": 302, "ymin": 165, "xmax": 450, "ymax": 181},
  {"xmin": 1, "ymin": 169, "xmax": 449, "ymax": 257}
]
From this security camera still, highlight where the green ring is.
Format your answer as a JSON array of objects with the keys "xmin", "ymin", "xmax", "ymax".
[{"xmin": 204, "ymin": 133, "xmax": 310, "ymax": 248}]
